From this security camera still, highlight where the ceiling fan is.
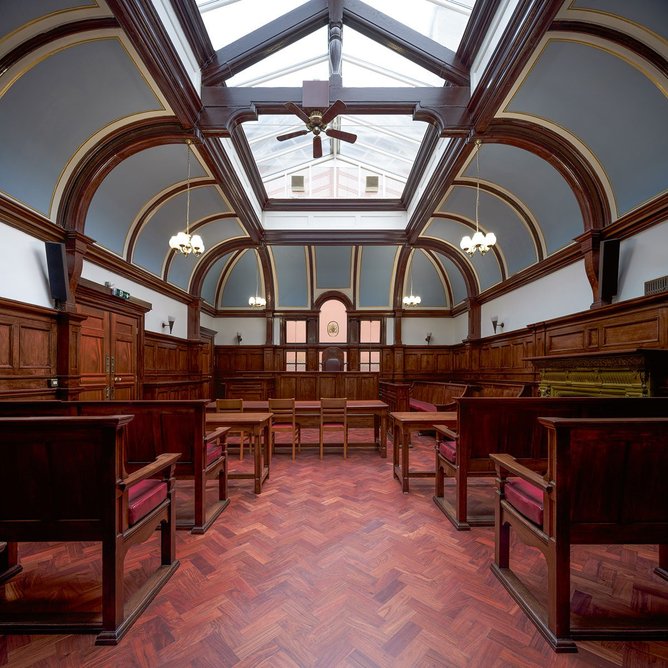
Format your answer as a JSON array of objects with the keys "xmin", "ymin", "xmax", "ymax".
[{"xmin": 276, "ymin": 99, "xmax": 357, "ymax": 159}]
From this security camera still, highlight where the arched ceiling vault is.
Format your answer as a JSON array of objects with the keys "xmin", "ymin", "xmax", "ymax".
[{"xmin": 1, "ymin": 1, "xmax": 666, "ymax": 314}]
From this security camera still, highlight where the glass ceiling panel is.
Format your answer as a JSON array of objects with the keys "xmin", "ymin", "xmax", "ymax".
[
  {"xmin": 226, "ymin": 28, "xmax": 328, "ymax": 87},
  {"xmin": 196, "ymin": 0, "xmax": 309, "ymax": 51},
  {"xmin": 341, "ymin": 29, "xmax": 444, "ymax": 87},
  {"xmin": 362, "ymin": 0, "xmax": 476, "ymax": 53}
]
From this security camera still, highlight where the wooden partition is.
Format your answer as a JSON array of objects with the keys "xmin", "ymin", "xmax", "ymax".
[{"xmin": 219, "ymin": 372, "xmax": 379, "ymax": 401}]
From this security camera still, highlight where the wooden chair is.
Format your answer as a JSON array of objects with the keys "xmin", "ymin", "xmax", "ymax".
[
  {"xmin": 319, "ymin": 398, "xmax": 348, "ymax": 459},
  {"xmin": 216, "ymin": 398, "xmax": 248, "ymax": 460},
  {"xmin": 490, "ymin": 417, "xmax": 668, "ymax": 653},
  {"xmin": 322, "ymin": 346, "xmax": 344, "ymax": 371},
  {"xmin": 268, "ymin": 398, "xmax": 301, "ymax": 460},
  {"xmin": 0, "ymin": 415, "xmax": 180, "ymax": 645}
]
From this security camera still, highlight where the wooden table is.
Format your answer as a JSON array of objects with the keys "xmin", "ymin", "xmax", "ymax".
[
  {"xmin": 223, "ymin": 400, "xmax": 389, "ymax": 457},
  {"xmin": 390, "ymin": 411, "xmax": 457, "ymax": 493},
  {"xmin": 205, "ymin": 412, "xmax": 272, "ymax": 493}
]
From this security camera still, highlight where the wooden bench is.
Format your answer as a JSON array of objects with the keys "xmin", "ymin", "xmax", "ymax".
[
  {"xmin": 491, "ymin": 417, "xmax": 668, "ymax": 652},
  {"xmin": 0, "ymin": 415, "xmax": 180, "ymax": 644},
  {"xmin": 434, "ymin": 397, "xmax": 668, "ymax": 530},
  {"xmin": 469, "ymin": 382, "xmax": 532, "ymax": 398},
  {"xmin": 409, "ymin": 381, "xmax": 471, "ymax": 412},
  {"xmin": 0, "ymin": 400, "xmax": 229, "ymax": 534}
]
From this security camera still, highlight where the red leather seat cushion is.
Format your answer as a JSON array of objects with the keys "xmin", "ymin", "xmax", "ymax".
[
  {"xmin": 409, "ymin": 398, "xmax": 437, "ymax": 412},
  {"xmin": 206, "ymin": 442, "xmax": 223, "ymax": 466},
  {"xmin": 127, "ymin": 479, "xmax": 167, "ymax": 526},
  {"xmin": 504, "ymin": 477, "xmax": 543, "ymax": 526},
  {"xmin": 322, "ymin": 422, "xmax": 345, "ymax": 428},
  {"xmin": 437, "ymin": 439, "xmax": 457, "ymax": 463}
]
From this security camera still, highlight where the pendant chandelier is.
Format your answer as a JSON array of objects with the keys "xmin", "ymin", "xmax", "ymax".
[
  {"xmin": 248, "ymin": 256, "xmax": 266, "ymax": 308},
  {"xmin": 402, "ymin": 256, "xmax": 421, "ymax": 307},
  {"xmin": 169, "ymin": 140, "xmax": 205, "ymax": 256},
  {"xmin": 460, "ymin": 139, "xmax": 496, "ymax": 256}
]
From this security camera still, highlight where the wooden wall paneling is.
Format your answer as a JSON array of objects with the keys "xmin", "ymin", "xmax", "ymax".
[{"xmin": 0, "ymin": 300, "xmax": 58, "ymax": 399}]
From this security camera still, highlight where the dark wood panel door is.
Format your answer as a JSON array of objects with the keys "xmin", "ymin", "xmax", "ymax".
[
  {"xmin": 78, "ymin": 304, "xmax": 108, "ymax": 400},
  {"xmin": 78, "ymin": 305, "xmax": 138, "ymax": 400},
  {"xmin": 110, "ymin": 312, "xmax": 138, "ymax": 399}
]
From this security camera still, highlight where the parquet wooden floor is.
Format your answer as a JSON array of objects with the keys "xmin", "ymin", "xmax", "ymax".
[{"xmin": 1, "ymin": 429, "xmax": 666, "ymax": 667}]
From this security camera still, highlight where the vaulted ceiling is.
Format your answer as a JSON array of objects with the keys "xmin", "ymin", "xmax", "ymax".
[{"xmin": 1, "ymin": 0, "xmax": 666, "ymax": 314}]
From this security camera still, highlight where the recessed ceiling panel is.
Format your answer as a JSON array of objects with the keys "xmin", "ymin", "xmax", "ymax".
[
  {"xmin": 0, "ymin": 38, "xmax": 163, "ymax": 216},
  {"xmin": 86, "ymin": 144, "xmax": 207, "ymax": 255},
  {"xmin": 272, "ymin": 246, "xmax": 308, "ymax": 307},
  {"xmin": 507, "ymin": 39, "xmax": 668, "ymax": 217},
  {"xmin": 201, "ymin": 253, "xmax": 231, "ymax": 306},
  {"xmin": 358, "ymin": 246, "xmax": 398, "ymax": 308},
  {"xmin": 462, "ymin": 144, "xmax": 581, "ymax": 255},
  {"xmin": 315, "ymin": 246, "xmax": 352, "ymax": 289}
]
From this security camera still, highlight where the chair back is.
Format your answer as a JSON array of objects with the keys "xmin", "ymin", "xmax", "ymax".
[
  {"xmin": 216, "ymin": 398, "xmax": 243, "ymax": 413},
  {"xmin": 322, "ymin": 347, "xmax": 344, "ymax": 371},
  {"xmin": 540, "ymin": 417, "xmax": 668, "ymax": 543},
  {"xmin": 320, "ymin": 397, "xmax": 347, "ymax": 425},
  {"xmin": 269, "ymin": 398, "xmax": 296, "ymax": 425}
]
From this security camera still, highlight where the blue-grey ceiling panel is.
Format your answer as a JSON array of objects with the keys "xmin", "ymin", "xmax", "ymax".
[
  {"xmin": 463, "ymin": 144, "xmax": 582, "ymax": 254},
  {"xmin": 315, "ymin": 246, "xmax": 352, "ymax": 289},
  {"xmin": 507, "ymin": 39, "xmax": 668, "ymax": 217},
  {"xmin": 435, "ymin": 253, "xmax": 468, "ymax": 305},
  {"xmin": 0, "ymin": 0, "xmax": 94, "ymax": 40},
  {"xmin": 221, "ymin": 250, "xmax": 256, "ymax": 308},
  {"xmin": 86, "ymin": 144, "xmax": 207, "ymax": 254},
  {"xmin": 426, "ymin": 217, "xmax": 503, "ymax": 292},
  {"xmin": 134, "ymin": 186, "xmax": 238, "ymax": 276},
  {"xmin": 411, "ymin": 250, "xmax": 447, "ymax": 308},
  {"xmin": 439, "ymin": 186, "xmax": 536, "ymax": 276},
  {"xmin": 359, "ymin": 246, "xmax": 397, "ymax": 308},
  {"xmin": 201, "ymin": 254, "xmax": 230, "ymax": 306},
  {"xmin": 572, "ymin": 1, "xmax": 668, "ymax": 41},
  {"xmin": 0, "ymin": 38, "xmax": 162, "ymax": 216},
  {"xmin": 272, "ymin": 246, "xmax": 308, "ymax": 308}
]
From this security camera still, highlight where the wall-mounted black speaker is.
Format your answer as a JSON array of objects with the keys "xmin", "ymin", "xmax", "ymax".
[
  {"xmin": 45, "ymin": 242, "xmax": 71, "ymax": 303},
  {"xmin": 598, "ymin": 238, "xmax": 620, "ymax": 303}
]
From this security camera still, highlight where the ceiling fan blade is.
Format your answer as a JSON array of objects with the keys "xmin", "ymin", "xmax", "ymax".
[
  {"xmin": 320, "ymin": 99, "xmax": 346, "ymax": 125},
  {"xmin": 313, "ymin": 135, "xmax": 323, "ymax": 159},
  {"xmin": 276, "ymin": 129, "xmax": 309, "ymax": 141},
  {"xmin": 285, "ymin": 101, "xmax": 311, "ymax": 124},
  {"xmin": 325, "ymin": 128, "xmax": 357, "ymax": 144}
]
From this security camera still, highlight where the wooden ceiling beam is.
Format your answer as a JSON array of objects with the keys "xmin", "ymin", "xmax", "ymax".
[{"xmin": 200, "ymin": 84, "xmax": 471, "ymax": 135}]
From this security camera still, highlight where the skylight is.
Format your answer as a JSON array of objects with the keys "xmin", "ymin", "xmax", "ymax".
[{"xmin": 197, "ymin": 0, "xmax": 476, "ymax": 199}]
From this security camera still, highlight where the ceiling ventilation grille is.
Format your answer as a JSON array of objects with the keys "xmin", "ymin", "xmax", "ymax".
[
  {"xmin": 644, "ymin": 275, "xmax": 668, "ymax": 296},
  {"xmin": 290, "ymin": 175, "xmax": 305, "ymax": 192},
  {"xmin": 365, "ymin": 175, "xmax": 379, "ymax": 193}
]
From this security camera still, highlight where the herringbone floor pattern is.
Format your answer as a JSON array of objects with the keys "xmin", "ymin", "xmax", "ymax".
[{"xmin": 1, "ymin": 429, "xmax": 666, "ymax": 667}]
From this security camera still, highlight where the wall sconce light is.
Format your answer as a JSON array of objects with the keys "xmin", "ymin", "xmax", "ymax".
[
  {"xmin": 235, "ymin": 332, "xmax": 243, "ymax": 345},
  {"xmin": 425, "ymin": 332, "xmax": 432, "ymax": 345},
  {"xmin": 491, "ymin": 316, "xmax": 504, "ymax": 334},
  {"xmin": 162, "ymin": 315, "xmax": 175, "ymax": 334}
]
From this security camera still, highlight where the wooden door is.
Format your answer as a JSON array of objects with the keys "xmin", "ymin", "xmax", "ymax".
[
  {"xmin": 78, "ymin": 305, "xmax": 138, "ymax": 399},
  {"xmin": 110, "ymin": 312, "xmax": 138, "ymax": 399}
]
